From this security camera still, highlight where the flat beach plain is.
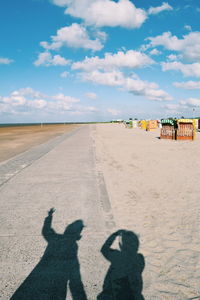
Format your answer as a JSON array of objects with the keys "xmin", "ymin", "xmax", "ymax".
[
  {"xmin": 0, "ymin": 124, "xmax": 79, "ymax": 163},
  {"xmin": 1, "ymin": 123, "xmax": 199, "ymax": 299},
  {"xmin": 94, "ymin": 123, "xmax": 200, "ymax": 299}
]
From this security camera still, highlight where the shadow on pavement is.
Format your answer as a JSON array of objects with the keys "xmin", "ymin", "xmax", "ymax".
[
  {"xmin": 10, "ymin": 208, "xmax": 87, "ymax": 300},
  {"xmin": 97, "ymin": 230, "xmax": 145, "ymax": 300}
]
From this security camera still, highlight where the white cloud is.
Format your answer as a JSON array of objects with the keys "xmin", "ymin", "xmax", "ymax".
[
  {"xmin": 95, "ymin": 31, "xmax": 107, "ymax": 43},
  {"xmin": 60, "ymin": 71, "xmax": 69, "ymax": 78},
  {"xmin": 162, "ymin": 61, "xmax": 200, "ymax": 77},
  {"xmin": 0, "ymin": 88, "xmax": 81, "ymax": 115},
  {"xmin": 167, "ymin": 54, "xmax": 179, "ymax": 61},
  {"xmin": 40, "ymin": 23, "xmax": 105, "ymax": 51},
  {"xmin": 125, "ymin": 76, "xmax": 157, "ymax": 91},
  {"xmin": 0, "ymin": 88, "xmax": 48, "ymax": 109},
  {"xmin": 11, "ymin": 87, "xmax": 46, "ymax": 98},
  {"xmin": 2, "ymin": 95, "xmax": 26, "ymax": 106},
  {"xmin": 173, "ymin": 81, "xmax": 200, "ymax": 89},
  {"xmin": 52, "ymin": 0, "xmax": 69, "ymax": 6},
  {"xmin": 49, "ymin": 93, "xmax": 80, "ymax": 112},
  {"xmin": 148, "ymin": 2, "xmax": 173, "ymax": 15},
  {"xmin": 107, "ymin": 108, "xmax": 121, "ymax": 116},
  {"xmin": 180, "ymin": 98, "xmax": 200, "ymax": 107},
  {"xmin": 184, "ymin": 25, "xmax": 192, "ymax": 31},
  {"xmin": 81, "ymin": 70, "xmax": 125, "ymax": 86},
  {"xmin": 142, "ymin": 88, "xmax": 172, "ymax": 101},
  {"xmin": 0, "ymin": 89, "xmax": 47, "ymax": 113},
  {"xmin": 147, "ymin": 31, "xmax": 200, "ymax": 62},
  {"xmin": 80, "ymin": 70, "xmax": 172, "ymax": 101},
  {"xmin": 34, "ymin": 52, "xmax": 70, "ymax": 66},
  {"xmin": 74, "ymin": 52, "xmax": 171, "ymax": 101},
  {"xmin": 0, "ymin": 88, "xmax": 100, "ymax": 119},
  {"xmin": 29, "ymin": 99, "xmax": 47, "ymax": 109},
  {"xmin": 72, "ymin": 50, "xmax": 154, "ymax": 72},
  {"xmin": 0, "ymin": 57, "xmax": 14, "ymax": 65},
  {"xmin": 85, "ymin": 92, "xmax": 98, "ymax": 100},
  {"xmin": 149, "ymin": 49, "xmax": 161, "ymax": 56},
  {"xmin": 52, "ymin": 93, "xmax": 80, "ymax": 103},
  {"xmin": 52, "ymin": 0, "xmax": 147, "ymax": 29}
]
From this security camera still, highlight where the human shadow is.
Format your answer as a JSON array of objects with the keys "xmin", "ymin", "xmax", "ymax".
[
  {"xmin": 97, "ymin": 230, "xmax": 145, "ymax": 300},
  {"xmin": 11, "ymin": 208, "xmax": 87, "ymax": 300}
]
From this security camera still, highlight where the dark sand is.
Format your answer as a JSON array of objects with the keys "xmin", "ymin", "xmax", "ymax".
[{"xmin": 0, "ymin": 124, "xmax": 79, "ymax": 163}]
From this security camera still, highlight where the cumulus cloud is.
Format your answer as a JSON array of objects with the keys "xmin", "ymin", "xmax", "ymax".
[
  {"xmin": 85, "ymin": 92, "xmax": 98, "ymax": 100},
  {"xmin": 52, "ymin": 93, "xmax": 79, "ymax": 103},
  {"xmin": 147, "ymin": 31, "xmax": 200, "ymax": 62},
  {"xmin": 180, "ymin": 98, "xmax": 200, "ymax": 107},
  {"xmin": 162, "ymin": 61, "xmax": 200, "ymax": 77},
  {"xmin": 173, "ymin": 81, "xmax": 200, "ymax": 89},
  {"xmin": 0, "ymin": 88, "xmax": 81, "ymax": 115},
  {"xmin": 0, "ymin": 57, "xmax": 14, "ymax": 65},
  {"xmin": 72, "ymin": 50, "xmax": 154, "ymax": 72},
  {"xmin": 184, "ymin": 25, "xmax": 192, "ymax": 31},
  {"xmin": 1, "ymin": 95, "xmax": 26, "ymax": 107},
  {"xmin": 80, "ymin": 70, "xmax": 172, "ymax": 101},
  {"xmin": 81, "ymin": 70, "xmax": 125, "ymax": 86},
  {"xmin": 52, "ymin": 0, "xmax": 147, "ymax": 29},
  {"xmin": 34, "ymin": 52, "xmax": 70, "ymax": 66},
  {"xmin": 0, "ymin": 88, "xmax": 47, "ymax": 113},
  {"xmin": 60, "ymin": 71, "xmax": 69, "ymax": 78},
  {"xmin": 143, "ymin": 88, "xmax": 172, "ymax": 101},
  {"xmin": 52, "ymin": 0, "xmax": 69, "ymax": 6},
  {"xmin": 0, "ymin": 88, "xmax": 49, "ymax": 111},
  {"xmin": 148, "ymin": 2, "xmax": 173, "ymax": 15},
  {"xmin": 167, "ymin": 54, "xmax": 179, "ymax": 61},
  {"xmin": 11, "ymin": 87, "xmax": 46, "ymax": 98},
  {"xmin": 149, "ymin": 49, "xmax": 161, "ymax": 56},
  {"xmin": 40, "ymin": 23, "xmax": 105, "ymax": 51},
  {"xmin": 29, "ymin": 99, "xmax": 47, "ymax": 109},
  {"xmin": 72, "ymin": 49, "xmax": 171, "ymax": 101}
]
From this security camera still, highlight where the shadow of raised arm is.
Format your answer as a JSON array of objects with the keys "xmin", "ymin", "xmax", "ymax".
[
  {"xmin": 98, "ymin": 230, "xmax": 145, "ymax": 300},
  {"xmin": 42, "ymin": 208, "xmax": 57, "ymax": 242},
  {"xmin": 101, "ymin": 230, "xmax": 124, "ymax": 261}
]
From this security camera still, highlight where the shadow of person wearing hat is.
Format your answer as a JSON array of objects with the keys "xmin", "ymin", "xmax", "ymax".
[
  {"xmin": 97, "ymin": 230, "xmax": 145, "ymax": 300},
  {"xmin": 11, "ymin": 208, "xmax": 87, "ymax": 300}
]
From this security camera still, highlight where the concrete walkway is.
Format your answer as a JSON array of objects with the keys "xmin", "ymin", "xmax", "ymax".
[{"xmin": 0, "ymin": 125, "xmax": 116, "ymax": 300}]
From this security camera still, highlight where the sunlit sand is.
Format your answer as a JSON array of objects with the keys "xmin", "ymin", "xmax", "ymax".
[{"xmin": 94, "ymin": 123, "xmax": 200, "ymax": 299}]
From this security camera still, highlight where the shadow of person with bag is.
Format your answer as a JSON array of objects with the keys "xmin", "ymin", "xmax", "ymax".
[
  {"xmin": 97, "ymin": 230, "xmax": 145, "ymax": 300},
  {"xmin": 11, "ymin": 208, "xmax": 87, "ymax": 300}
]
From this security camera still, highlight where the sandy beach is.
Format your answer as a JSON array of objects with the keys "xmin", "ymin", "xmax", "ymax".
[
  {"xmin": 0, "ymin": 123, "xmax": 200, "ymax": 299},
  {"xmin": 0, "ymin": 124, "xmax": 79, "ymax": 163},
  {"xmin": 93, "ymin": 123, "xmax": 200, "ymax": 299}
]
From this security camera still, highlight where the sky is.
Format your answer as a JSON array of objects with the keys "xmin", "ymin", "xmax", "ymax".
[{"xmin": 0, "ymin": 0, "xmax": 200, "ymax": 123}]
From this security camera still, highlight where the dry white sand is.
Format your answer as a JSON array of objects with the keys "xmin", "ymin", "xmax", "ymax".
[{"xmin": 93, "ymin": 123, "xmax": 200, "ymax": 300}]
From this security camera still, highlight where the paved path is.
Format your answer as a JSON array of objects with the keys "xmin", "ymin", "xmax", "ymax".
[{"xmin": 0, "ymin": 125, "xmax": 116, "ymax": 300}]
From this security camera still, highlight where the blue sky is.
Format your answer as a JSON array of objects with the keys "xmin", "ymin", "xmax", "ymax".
[{"xmin": 1, "ymin": 0, "xmax": 200, "ymax": 123}]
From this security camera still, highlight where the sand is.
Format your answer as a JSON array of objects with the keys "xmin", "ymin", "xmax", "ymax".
[
  {"xmin": 0, "ymin": 124, "xmax": 79, "ymax": 163},
  {"xmin": 1, "ymin": 123, "xmax": 199, "ymax": 299},
  {"xmin": 93, "ymin": 123, "xmax": 200, "ymax": 300}
]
